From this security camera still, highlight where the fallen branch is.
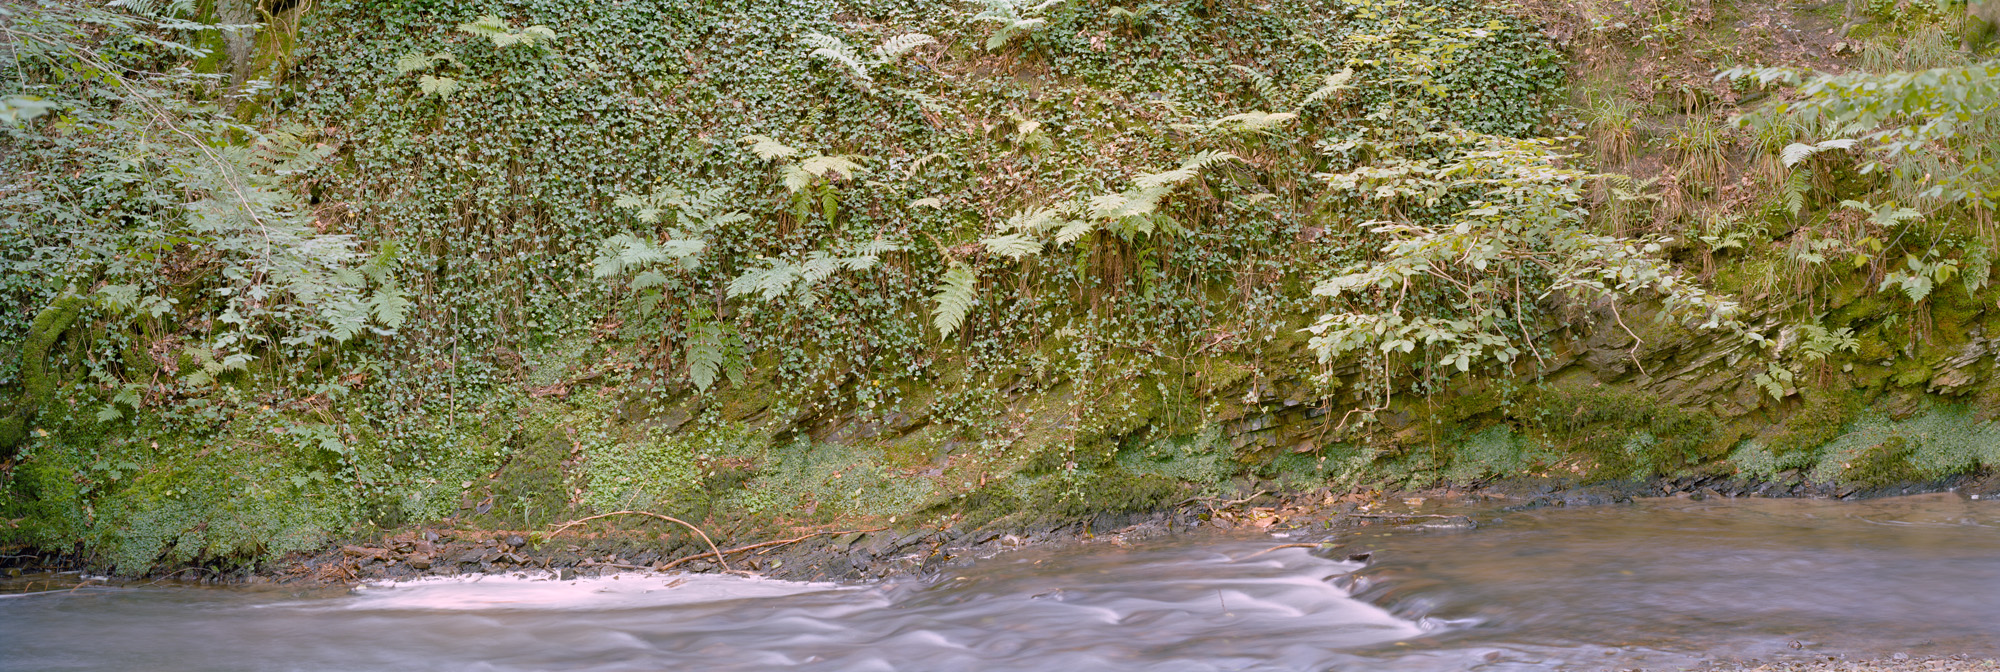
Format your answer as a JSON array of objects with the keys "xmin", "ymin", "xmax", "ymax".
[
  {"xmin": 1349, "ymin": 513, "xmax": 1466, "ymax": 520},
  {"xmin": 1176, "ymin": 490, "xmax": 1270, "ymax": 509},
  {"xmin": 547, "ymin": 510, "xmax": 731, "ymax": 572},
  {"xmin": 659, "ymin": 526, "xmax": 887, "ymax": 572},
  {"xmin": 1234, "ymin": 542, "xmax": 1333, "ymax": 561}
]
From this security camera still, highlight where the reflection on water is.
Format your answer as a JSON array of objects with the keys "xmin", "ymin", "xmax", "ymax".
[
  {"xmin": 1350, "ymin": 493, "xmax": 2000, "ymax": 669},
  {"xmin": 1, "ymin": 493, "xmax": 1995, "ymax": 671}
]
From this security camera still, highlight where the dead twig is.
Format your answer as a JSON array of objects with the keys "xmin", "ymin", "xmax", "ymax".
[
  {"xmin": 548, "ymin": 510, "xmax": 731, "ymax": 572},
  {"xmin": 1176, "ymin": 490, "xmax": 1270, "ymax": 509},
  {"xmin": 1349, "ymin": 513, "xmax": 1468, "ymax": 520},
  {"xmin": 659, "ymin": 526, "xmax": 887, "ymax": 572},
  {"xmin": 1234, "ymin": 542, "xmax": 1332, "ymax": 561}
]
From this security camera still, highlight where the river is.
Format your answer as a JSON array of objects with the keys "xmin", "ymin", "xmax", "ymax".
[{"xmin": 3, "ymin": 493, "xmax": 1995, "ymax": 671}]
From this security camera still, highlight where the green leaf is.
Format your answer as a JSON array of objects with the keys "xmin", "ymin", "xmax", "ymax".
[{"xmin": 930, "ymin": 263, "xmax": 979, "ymax": 337}]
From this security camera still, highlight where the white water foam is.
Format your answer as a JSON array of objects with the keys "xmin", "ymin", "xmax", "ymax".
[{"xmin": 345, "ymin": 571, "xmax": 855, "ymax": 611}]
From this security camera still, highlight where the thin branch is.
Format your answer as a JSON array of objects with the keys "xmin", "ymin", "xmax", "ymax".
[
  {"xmin": 1233, "ymin": 542, "xmax": 1331, "ymax": 561},
  {"xmin": 547, "ymin": 510, "xmax": 730, "ymax": 572},
  {"xmin": 658, "ymin": 526, "xmax": 886, "ymax": 572}
]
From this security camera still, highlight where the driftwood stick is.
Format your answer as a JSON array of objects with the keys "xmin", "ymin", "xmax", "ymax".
[
  {"xmin": 1348, "ymin": 513, "xmax": 1465, "ymax": 520},
  {"xmin": 548, "ymin": 510, "xmax": 731, "ymax": 572},
  {"xmin": 1235, "ymin": 542, "xmax": 1331, "ymax": 561},
  {"xmin": 658, "ymin": 526, "xmax": 887, "ymax": 572},
  {"xmin": 1176, "ymin": 490, "xmax": 1271, "ymax": 509}
]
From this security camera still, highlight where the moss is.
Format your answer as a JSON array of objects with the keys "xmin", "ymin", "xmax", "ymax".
[
  {"xmin": 466, "ymin": 425, "xmax": 579, "ymax": 529},
  {"xmin": 1890, "ymin": 360, "xmax": 1934, "ymax": 387},
  {"xmin": 1765, "ymin": 388, "xmax": 1865, "ymax": 456},
  {"xmin": 1020, "ymin": 466, "xmax": 1182, "ymax": 519},
  {"xmin": 3, "ymin": 295, "xmax": 86, "ymax": 456},
  {"xmin": 1525, "ymin": 384, "xmax": 1726, "ymax": 479},
  {"xmin": 1439, "ymin": 425, "xmax": 1553, "ymax": 483},
  {"xmin": 1840, "ymin": 435, "xmax": 1921, "ymax": 488},
  {"xmin": 1118, "ymin": 427, "xmax": 1236, "ymax": 485}
]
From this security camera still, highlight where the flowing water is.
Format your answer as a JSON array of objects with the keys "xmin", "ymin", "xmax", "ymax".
[{"xmin": 3, "ymin": 493, "xmax": 1996, "ymax": 671}]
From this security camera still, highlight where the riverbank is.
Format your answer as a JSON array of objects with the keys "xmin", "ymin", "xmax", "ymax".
[{"xmin": 7, "ymin": 468, "xmax": 1969, "ymax": 588}]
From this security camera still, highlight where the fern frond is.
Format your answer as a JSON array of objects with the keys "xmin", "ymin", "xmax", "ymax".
[
  {"xmin": 1086, "ymin": 192, "xmax": 1138, "ymax": 220},
  {"xmin": 612, "ymin": 193, "xmax": 648, "ymax": 211},
  {"xmin": 727, "ymin": 262, "xmax": 801, "ymax": 301},
  {"xmin": 930, "ymin": 264, "xmax": 979, "ymax": 337},
  {"xmin": 1133, "ymin": 151, "xmax": 1238, "ymax": 190},
  {"xmin": 1180, "ymin": 149, "xmax": 1241, "ymax": 172},
  {"xmin": 519, "ymin": 25, "xmax": 558, "ymax": 44},
  {"xmin": 394, "ymin": 53, "xmax": 453, "ymax": 75},
  {"xmin": 799, "ymin": 251, "xmax": 843, "ymax": 285},
  {"xmin": 1133, "ymin": 168, "xmax": 1196, "ymax": 190},
  {"xmin": 686, "ymin": 322, "xmax": 726, "ymax": 391},
  {"xmin": 799, "ymin": 154, "xmax": 864, "ymax": 180},
  {"xmin": 417, "ymin": 75, "xmax": 463, "ymax": 99},
  {"xmin": 803, "ymin": 32, "xmax": 870, "ymax": 80},
  {"xmin": 1055, "ymin": 217, "xmax": 1097, "ymax": 244},
  {"xmin": 1211, "ymin": 111, "xmax": 1297, "ymax": 134},
  {"xmin": 874, "ymin": 33, "xmax": 937, "ymax": 61},
  {"xmin": 1781, "ymin": 138, "xmax": 1856, "ymax": 167},
  {"xmin": 742, "ymin": 135, "xmax": 799, "ymax": 160},
  {"xmin": 659, "ymin": 239, "xmax": 707, "ymax": 269},
  {"xmin": 1300, "ymin": 68, "xmax": 1355, "ymax": 108},
  {"xmin": 853, "ymin": 238, "xmax": 904, "ymax": 257},
  {"xmin": 1228, "ymin": 65, "xmax": 1282, "ymax": 105},
  {"xmin": 457, "ymin": 14, "xmax": 507, "ymax": 37},
  {"xmin": 1782, "ymin": 167, "xmax": 1811, "ymax": 216},
  {"xmin": 590, "ymin": 234, "xmax": 646, "ymax": 278},
  {"xmin": 1004, "ymin": 206, "xmax": 1065, "ymax": 233},
  {"xmin": 780, "ymin": 164, "xmax": 815, "ymax": 193},
  {"xmin": 981, "ymin": 233, "xmax": 1042, "ymax": 259}
]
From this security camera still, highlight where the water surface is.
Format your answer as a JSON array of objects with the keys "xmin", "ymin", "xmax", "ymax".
[{"xmin": 2, "ymin": 493, "xmax": 1995, "ymax": 671}]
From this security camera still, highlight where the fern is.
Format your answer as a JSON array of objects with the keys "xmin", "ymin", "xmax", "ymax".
[
  {"xmin": 1780, "ymin": 138, "xmax": 1856, "ymax": 167},
  {"xmin": 980, "ymin": 232, "xmax": 1042, "ymax": 259},
  {"xmin": 971, "ymin": 0, "xmax": 1065, "ymax": 50},
  {"xmin": 743, "ymin": 135, "xmax": 799, "ymax": 160},
  {"xmin": 394, "ymin": 52, "xmax": 458, "ymax": 75},
  {"xmin": 684, "ymin": 320, "xmax": 744, "ymax": 392},
  {"xmin": 1228, "ymin": 65, "xmax": 1283, "ymax": 105},
  {"xmin": 803, "ymin": 32, "xmax": 870, "ymax": 83},
  {"xmin": 742, "ymin": 136, "xmax": 865, "ymax": 192},
  {"xmin": 800, "ymin": 32, "xmax": 933, "ymax": 91},
  {"xmin": 930, "ymin": 263, "xmax": 979, "ymax": 337},
  {"xmin": 1207, "ymin": 111, "xmax": 1298, "ymax": 135},
  {"xmin": 1782, "ymin": 167, "xmax": 1811, "ymax": 216},
  {"xmin": 458, "ymin": 15, "xmax": 557, "ymax": 49},
  {"xmin": 873, "ymin": 33, "xmax": 936, "ymax": 61},
  {"xmin": 417, "ymin": 75, "xmax": 463, "ymax": 99},
  {"xmin": 1300, "ymin": 69, "xmax": 1356, "ymax": 108},
  {"xmin": 799, "ymin": 154, "xmax": 863, "ymax": 180}
]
